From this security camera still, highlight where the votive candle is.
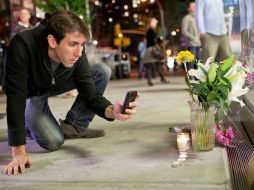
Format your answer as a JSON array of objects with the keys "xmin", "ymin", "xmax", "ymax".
[{"xmin": 177, "ymin": 132, "xmax": 190, "ymax": 151}]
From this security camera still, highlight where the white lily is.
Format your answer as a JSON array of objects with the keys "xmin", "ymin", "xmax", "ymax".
[
  {"xmin": 228, "ymin": 86, "xmax": 248, "ymax": 106},
  {"xmin": 188, "ymin": 57, "xmax": 214, "ymax": 82},
  {"xmin": 224, "ymin": 62, "xmax": 246, "ymax": 82},
  {"xmin": 204, "ymin": 57, "xmax": 215, "ymax": 69},
  {"xmin": 227, "ymin": 71, "xmax": 248, "ymax": 106}
]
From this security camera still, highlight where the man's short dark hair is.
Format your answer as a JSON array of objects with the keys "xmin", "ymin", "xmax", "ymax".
[
  {"xmin": 188, "ymin": 1, "xmax": 195, "ymax": 8},
  {"xmin": 45, "ymin": 10, "xmax": 90, "ymax": 43},
  {"xmin": 20, "ymin": 7, "xmax": 31, "ymax": 15}
]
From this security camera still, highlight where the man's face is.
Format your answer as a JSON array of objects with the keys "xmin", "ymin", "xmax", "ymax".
[
  {"xmin": 20, "ymin": 9, "xmax": 31, "ymax": 24},
  {"xmin": 150, "ymin": 18, "xmax": 158, "ymax": 29},
  {"xmin": 188, "ymin": 3, "xmax": 196, "ymax": 15},
  {"xmin": 53, "ymin": 32, "xmax": 86, "ymax": 68}
]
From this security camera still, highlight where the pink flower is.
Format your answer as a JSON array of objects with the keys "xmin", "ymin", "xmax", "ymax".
[
  {"xmin": 246, "ymin": 72, "xmax": 254, "ymax": 85},
  {"xmin": 226, "ymin": 127, "xmax": 234, "ymax": 139},
  {"xmin": 215, "ymin": 125, "xmax": 234, "ymax": 147},
  {"xmin": 222, "ymin": 138, "xmax": 230, "ymax": 146}
]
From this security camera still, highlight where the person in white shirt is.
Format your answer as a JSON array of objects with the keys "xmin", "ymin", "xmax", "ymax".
[{"xmin": 195, "ymin": 0, "xmax": 232, "ymax": 62}]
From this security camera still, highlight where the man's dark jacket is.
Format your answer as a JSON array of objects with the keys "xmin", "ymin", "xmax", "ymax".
[{"xmin": 5, "ymin": 21, "xmax": 112, "ymax": 147}]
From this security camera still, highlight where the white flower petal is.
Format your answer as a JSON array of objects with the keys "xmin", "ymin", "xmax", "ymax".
[
  {"xmin": 188, "ymin": 69, "xmax": 207, "ymax": 82},
  {"xmin": 205, "ymin": 57, "xmax": 215, "ymax": 65},
  {"xmin": 228, "ymin": 97, "xmax": 245, "ymax": 107}
]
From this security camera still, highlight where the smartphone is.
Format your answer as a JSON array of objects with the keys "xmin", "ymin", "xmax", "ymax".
[{"xmin": 121, "ymin": 91, "xmax": 138, "ymax": 114}]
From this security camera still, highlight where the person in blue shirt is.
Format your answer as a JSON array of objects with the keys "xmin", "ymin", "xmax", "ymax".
[{"xmin": 195, "ymin": 0, "xmax": 232, "ymax": 62}]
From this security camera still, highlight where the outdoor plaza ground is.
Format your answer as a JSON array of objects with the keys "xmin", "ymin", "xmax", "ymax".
[{"xmin": 0, "ymin": 75, "xmax": 251, "ymax": 190}]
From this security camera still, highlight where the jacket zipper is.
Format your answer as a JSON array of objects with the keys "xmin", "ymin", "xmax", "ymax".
[{"xmin": 44, "ymin": 60, "xmax": 71, "ymax": 86}]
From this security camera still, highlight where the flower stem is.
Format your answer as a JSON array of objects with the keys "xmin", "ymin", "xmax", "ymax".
[{"xmin": 184, "ymin": 62, "xmax": 195, "ymax": 101}]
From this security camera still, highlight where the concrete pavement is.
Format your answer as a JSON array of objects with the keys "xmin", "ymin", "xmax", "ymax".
[{"xmin": 0, "ymin": 76, "xmax": 231, "ymax": 190}]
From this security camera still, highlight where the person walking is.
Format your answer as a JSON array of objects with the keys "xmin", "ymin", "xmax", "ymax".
[
  {"xmin": 143, "ymin": 17, "xmax": 159, "ymax": 86},
  {"xmin": 137, "ymin": 39, "xmax": 146, "ymax": 79},
  {"xmin": 195, "ymin": 0, "xmax": 232, "ymax": 62},
  {"xmin": 154, "ymin": 37, "xmax": 168, "ymax": 83}
]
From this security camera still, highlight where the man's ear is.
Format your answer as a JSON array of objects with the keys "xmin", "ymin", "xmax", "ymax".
[{"xmin": 47, "ymin": 35, "xmax": 57, "ymax": 48}]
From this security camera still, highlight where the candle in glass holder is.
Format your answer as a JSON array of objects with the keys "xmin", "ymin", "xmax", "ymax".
[{"xmin": 177, "ymin": 132, "xmax": 190, "ymax": 151}]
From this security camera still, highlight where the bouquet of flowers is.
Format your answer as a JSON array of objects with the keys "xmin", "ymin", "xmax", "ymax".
[
  {"xmin": 176, "ymin": 51, "xmax": 249, "ymax": 147},
  {"xmin": 176, "ymin": 51, "xmax": 249, "ymax": 109}
]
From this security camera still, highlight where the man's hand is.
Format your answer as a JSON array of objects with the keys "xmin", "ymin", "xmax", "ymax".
[
  {"xmin": 2, "ymin": 145, "xmax": 32, "ymax": 176},
  {"xmin": 105, "ymin": 93, "xmax": 139, "ymax": 120},
  {"xmin": 113, "ymin": 100, "xmax": 138, "ymax": 120}
]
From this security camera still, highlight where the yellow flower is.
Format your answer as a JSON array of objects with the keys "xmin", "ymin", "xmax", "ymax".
[{"xmin": 176, "ymin": 51, "xmax": 195, "ymax": 64}]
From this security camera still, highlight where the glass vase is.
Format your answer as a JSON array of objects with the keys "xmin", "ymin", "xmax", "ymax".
[{"xmin": 188, "ymin": 101, "xmax": 216, "ymax": 151}]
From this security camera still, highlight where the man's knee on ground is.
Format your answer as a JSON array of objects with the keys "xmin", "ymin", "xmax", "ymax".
[
  {"xmin": 38, "ymin": 135, "xmax": 64, "ymax": 151},
  {"xmin": 93, "ymin": 63, "xmax": 111, "ymax": 82}
]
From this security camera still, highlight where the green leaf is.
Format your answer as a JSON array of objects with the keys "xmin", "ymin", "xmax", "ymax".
[
  {"xmin": 223, "ymin": 102, "xmax": 231, "ymax": 111},
  {"xmin": 191, "ymin": 83, "xmax": 210, "ymax": 95},
  {"xmin": 198, "ymin": 95, "xmax": 207, "ymax": 102},
  {"xmin": 221, "ymin": 66, "xmax": 232, "ymax": 77},
  {"xmin": 207, "ymin": 83, "xmax": 214, "ymax": 91},
  {"xmin": 217, "ymin": 85, "xmax": 229, "ymax": 99},
  {"xmin": 208, "ymin": 63, "xmax": 218, "ymax": 83},
  {"xmin": 220, "ymin": 77, "xmax": 232, "ymax": 91},
  {"xmin": 33, "ymin": 0, "xmax": 92, "ymax": 23},
  {"xmin": 220, "ymin": 55, "xmax": 235, "ymax": 72},
  {"xmin": 218, "ymin": 96, "xmax": 225, "ymax": 108},
  {"xmin": 207, "ymin": 91, "xmax": 217, "ymax": 102}
]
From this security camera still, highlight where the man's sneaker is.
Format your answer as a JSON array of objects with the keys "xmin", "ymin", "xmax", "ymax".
[{"xmin": 59, "ymin": 119, "xmax": 105, "ymax": 139}]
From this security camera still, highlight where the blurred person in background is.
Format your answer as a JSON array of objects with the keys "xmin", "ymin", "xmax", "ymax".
[
  {"xmin": 240, "ymin": 0, "xmax": 254, "ymax": 58},
  {"xmin": 181, "ymin": 1, "xmax": 201, "ymax": 77},
  {"xmin": 143, "ymin": 17, "xmax": 159, "ymax": 86},
  {"xmin": 195, "ymin": 0, "xmax": 231, "ymax": 63},
  {"xmin": 154, "ymin": 37, "xmax": 168, "ymax": 84},
  {"xmin": 137, "ymin": 38, "xmax": 146, "ymax": 79},
  {"xmin": 11, "ymin": 8, "xmax": 34, "ymax": 39},
  {"xmin": 0, "ymin": 8, "xmax": 34, "ymax": 118}
]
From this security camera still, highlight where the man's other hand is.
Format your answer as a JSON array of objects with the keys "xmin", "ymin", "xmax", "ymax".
[
  {"xmin": 2, "ymin": 145, "xmax": 32, "ymax": 176},
  {"xmin": 2, "ymin": 154, "xmax": 32, "ymax": 175}
]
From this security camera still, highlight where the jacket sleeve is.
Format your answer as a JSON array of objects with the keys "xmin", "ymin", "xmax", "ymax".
[
  {"xmin": 73, "ymin": 55, "xmax": 113, "ymax": 121},
  {"xmin": 6, "ymin": 36, "xmax": 29, "ymax": 146}
]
